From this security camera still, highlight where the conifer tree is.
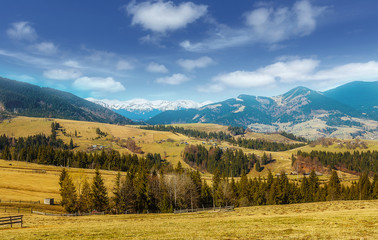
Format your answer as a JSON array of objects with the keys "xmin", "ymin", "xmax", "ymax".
[
  {"xmin": 200, "ymin": 180, "xmax": 213, "ymax": 208},
  {"xmin": 69, "ymin": 138, "xmax": 74, "ymax": 150},
  {"xmin": 59, "ymin": 168, "xmax": 68, "ymax": 188},
  {"xmin": 120, "ymin": 171, "xmax": 137, "ymax": 213},
  {"xmin": 327, "ymin": 171, "xmax": 341, "ymax": 201},
  {"xmin": 255, "ymin": 160, "xmax": 261, "ymax": 172},
  {"xmin": 91, "ymin": 167, "xmax": 109, "ymax": 212},
  {"xmin": 60, "ymin": 172, "xmax": 78, "ymax": 213},
  {"xmin": 358, "ymin": 172, "xmax": 371, "ymax": 200},
  {"xmin": 112, "ymin": 172, "xmax": 122, "ymax": 213},
  {"xmin": 78, "ymin": 178, "xmax": 92, "ymax": 213}
]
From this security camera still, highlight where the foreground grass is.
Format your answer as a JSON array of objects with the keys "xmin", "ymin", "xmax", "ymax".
[{"xmin": 0, "ymin": 200, "xmax": 377, "ymax": 239}]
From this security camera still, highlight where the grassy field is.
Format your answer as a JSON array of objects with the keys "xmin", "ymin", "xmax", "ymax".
[
  {"xmin": 0, "ymin": 200, "xmax": 377, "ymax": 239},
  {"xmin": 0, "ymin": 159, "xmax": 119, "ymax": 202}
]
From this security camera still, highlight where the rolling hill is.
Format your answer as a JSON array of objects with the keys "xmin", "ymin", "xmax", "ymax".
[{"xmin": 0, "ymin": 77, "xmax": 134, "ymax": 125}]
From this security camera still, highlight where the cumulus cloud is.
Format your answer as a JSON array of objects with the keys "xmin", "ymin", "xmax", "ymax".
[
  {"xmin": 7, "ymin": 21, "xmax": 37, "ymax": 41},
  {"xmin": 126, "ymin": 0, "xmax": 207, "ymax": 33},
  {"xmin": 43, "ymin": 69, "xmax": 82, "ymax": 80},
  {"xmin": 117, "ymin": 60, "xmax": 134, "ymax": 70},
  {"xmin": 177, "ymin": 56, "xmax": 214, "ymax": 71},
  {"xmin": 245, "ymin": 0, "xmax": 325, "ymax": 43},
  {"xmin": 181, "ymin": 0, "xmax": 326, "ymax": 52},
  {"xmin": 147, "ymin": 62, "xmax": 168, "ymax": 73},
  {"xmin": 210, "ymin": 59, "xmax": 378, "ymax": 91},
  {"xmin": 73, "ymin": 76, "xmax": 125, "ymax": 93},
  {"xmin": 156, "ymin": 73, "xmax": 189, "ymax": 85},
  {"xmin": 31, "ymin": 42, "xmax": 58, "ymax": 55}
]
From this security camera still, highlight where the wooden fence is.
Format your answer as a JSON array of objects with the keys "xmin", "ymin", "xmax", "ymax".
[
  {"xmin": 174, "ymin": 205, "xmax": 234, "ymax": 214},
  {"xmin": 32, "ymin": 210, "xmax": 105, "ymax": 217},
  {"xmin": 0, "ymin": 199, "xmax": 40, "ymax": 204},
  {"xmin": 0, "ymin": 215, "xmax": 23, "ymax": 228},
  {"xmin": 0, "ymin": 206, "xmax": 33, "ymax": 214}
]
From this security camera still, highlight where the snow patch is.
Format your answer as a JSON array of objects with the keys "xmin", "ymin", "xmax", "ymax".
[
  {"xmin": 86, "ymin": 98, "xmax": 211, "ymax": 112},
  {"xmin": 233, "ymin": 105, "xmax": 245, "ymax": 113}
]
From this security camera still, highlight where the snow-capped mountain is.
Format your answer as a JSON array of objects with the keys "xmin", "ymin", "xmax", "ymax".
[{"xmin": 86, "ymin": 98, "xmax": 212, "ymax": 121}]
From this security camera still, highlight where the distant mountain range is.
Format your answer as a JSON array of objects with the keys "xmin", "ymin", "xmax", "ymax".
[
  {"xmin": 0, "ymin": 77, "xmax": 133, "ymax": 125},
  {"xmin": 86, "ymin": 98, "xmax": 212, "ymax": 121},
  {"xmin": 1, "ymin": 77, "xmax": 377, "ymax": 139},
  {"xmin": 147, "ymin": 81, "xmax": 378, "ymax": 140}
]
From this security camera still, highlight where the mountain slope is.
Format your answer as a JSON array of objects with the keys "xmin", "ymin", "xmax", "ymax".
[
  {"xmin": 0, "ymin": 77, "xmax": 134, "ymax": 125},
  {"xmin": 323, "ymin": 81, "xmax": 378, "ymax": 120}
]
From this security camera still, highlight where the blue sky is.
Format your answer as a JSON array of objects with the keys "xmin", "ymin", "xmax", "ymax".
[{"xmin": 1, "ymin": 0, "xmax": 378, "ymax": 102}]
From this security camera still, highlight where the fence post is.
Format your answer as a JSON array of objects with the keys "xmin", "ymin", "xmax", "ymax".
[{"xmin": 10, "ymin": 216, "xmax": 12, "ymax": 228}]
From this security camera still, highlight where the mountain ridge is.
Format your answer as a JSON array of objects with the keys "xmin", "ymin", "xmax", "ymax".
[
  {"xmin": 0, "ymin": 77, "xmax": 134, "ymax": 125},
  {"xmin": 147, "ymin": 81, "xmax": 378, "ymax": 139}
]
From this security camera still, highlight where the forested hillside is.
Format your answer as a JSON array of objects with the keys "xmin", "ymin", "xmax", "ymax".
[{"xmin": 0, "ymin": 77, "xmax": 133, "ymax": 125}]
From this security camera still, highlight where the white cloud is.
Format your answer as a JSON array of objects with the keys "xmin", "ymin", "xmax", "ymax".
[
  {"xmin": 147, "ymin": 62, "xmax": 168, "ymax": 73},
  {"xmin": 64, "ymin": 60, "xmax": 80, "ymax": 68},
  {"xmin": 245, "ymin": 0, "xmax": 325, "ymax": 43},
  {"xmin": 156, "ymin": 73, "xmax": 189, "ymax": 85},
  {"xmin": 31, "ymin": 42, "xmax": 58, "ymax": 55},
  {"xmin": 211, "ymin": 59, "xmax": 378, "ymax": 91},
  {"xmin": 177, "ymin": 56, "xmax": 214, "ymax": 71},
  {"xmin": 313, "ymin": 61, "xmax": 378, "ymax": 82},
  {"xmin": 7, "ymin": 21, "xmax": 37, "ymax": 41},
  {"xmin": 126, "ymin": 0, "xmax": 207, "ymax": 33},
  {"xmin": 117, "ymin": 60, "xmax": 134, "ymax": 70},
  {"xmin": 73, "ymin": 76, "xmax": 125, "ymax": 93},
  {"xmin": 43, "ymin": 69, "xmax": 82, "ymax": 80},
  {"xmin": 181, "ymin": 0, "xmax": 326, "ymax": 52}
]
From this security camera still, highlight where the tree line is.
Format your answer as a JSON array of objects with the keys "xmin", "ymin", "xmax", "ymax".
[
  {"xmin": 140, "ymin": 125, "xmax": 306, "ymax": 151},
  {"xmin": 0, "ymin": 123, "xmax": 167, "ymax": 172},
  {"xmin": 140, "ymin": 125, "xmax": 232, "ymax": 141},
  {"xmin": 183, "ymin": 144, "xmax": 257, "ymax": 177},
  {"xmin": 296, "ymin": 150, "xmax": 378, "ymax": 175},
  {"xmin": 59, "ymin": 164, "xmax": 378, "ymax": 214}
]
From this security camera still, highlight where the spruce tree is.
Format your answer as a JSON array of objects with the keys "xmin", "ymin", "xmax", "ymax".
[
  {"xmin": 327, "ymin": 171, "xmax": 341, "ymax": 201},
  {"xmin": 60, "ymin": 173, "xmax": 78, "ymax": 213},
  {"xmin": 59, "ymin": 168, "xmax": 68, "ymax": 188},
  {"xmin": 78, "ymin": 178, "xmax": 92, "ymax": 213},
  {"xmin": 91, "ymin": 168, "xmax": 109, "ymax": 212},
  {"xmin": 112, "ymin": 172, "xmax": 122, "ymax": 213},
  {"xmin": 255, "ymin": 160, "xmax": 261, "ymax": 172}
]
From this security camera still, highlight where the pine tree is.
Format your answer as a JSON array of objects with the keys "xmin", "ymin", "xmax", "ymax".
[
  {"xmin": 200, "ymin": 180, "xmax": 213, "ymax": 208},
  {"xmin": 327, "ymin": 171, "xmax": 341, "ymax": 201},
  {"xmin": 59, "ymin": 168, "xmax": 68, "ymax": 188},
  {"xmin": 255, "ymin": 160, "xmax": 261, "ymax": 172},
  {"xmin": 69, "ymin": 138, "xmax": 74, "ymax": 150},
  {"xmin": 112, "ymin": 172, "xmax": 122, "ymax": 213},
  {"xmin": 78, "ymin": 178, "xmax": 92, "ymax": 213},
  {"xmin": 308, "ymin": 170, "xmax": 319, "ymax": 201},
  {"xmin": 60, "ymin": 173, "xmax": 78, "ymax": 213},
  {"xmin": 358, "ymin": 172, "xmax": 371, "ymax": 200},
  {"xmin": 120, "ymin": 171, "xmax": 137, "ymax": 213},
  {"xmin": 91, "ymin": 168, "xmax": 109, "ymax": 212}
]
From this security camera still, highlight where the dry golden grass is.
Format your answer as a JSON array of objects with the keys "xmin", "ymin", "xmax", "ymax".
[
  {"xmin": 0, "ymin": 200, "xmax": 376, "ymax": 239},
  {"xmin": 0, "ymin": 160, "xmax": 119, "ymax": 202}
]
